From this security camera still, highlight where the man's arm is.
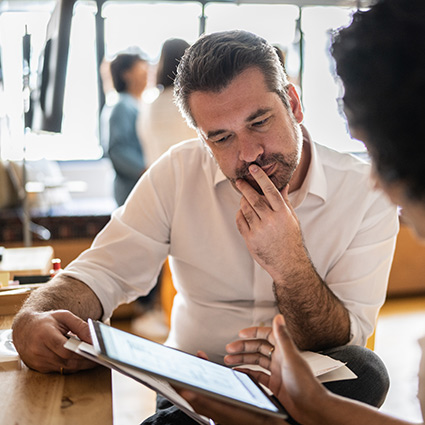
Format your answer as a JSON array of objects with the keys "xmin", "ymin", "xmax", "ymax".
[
  {"xmin": 235, "ymin": 164, "xmax": 350, "ymax": 351},
  {"xmin": 12, "ymin": 275, "xmax": 103, "ymax": 373}
]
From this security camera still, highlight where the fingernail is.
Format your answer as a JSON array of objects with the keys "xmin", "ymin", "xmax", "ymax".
[{"xmin": 249, "ymin": 164, "xmax": 259, "ymax": 173}]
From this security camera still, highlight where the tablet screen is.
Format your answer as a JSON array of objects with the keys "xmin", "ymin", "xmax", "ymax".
[{"xmin": 91, "ymin": 320, "xmax": 286, "ymax": 417}]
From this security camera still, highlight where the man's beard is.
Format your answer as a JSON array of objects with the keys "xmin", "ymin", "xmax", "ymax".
[{"xmin": 229, "ymin": 151, "xmax": 300, "ymax": 194}]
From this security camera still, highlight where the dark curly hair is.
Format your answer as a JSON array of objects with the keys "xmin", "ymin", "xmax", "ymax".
[
  {"xmin": 331, "ymin": 0, "xmax": 425, "ymax": 201},
  {"xmin": 174, "ymin": 30, "xmax": 289, "ymax": 128}
]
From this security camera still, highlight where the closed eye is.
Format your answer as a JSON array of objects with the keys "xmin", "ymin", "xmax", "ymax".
[
  {"xmin": 252, "ymin": 116, "xmax": 270, "ymax": 127},
  {"xmin": 211, "ymin": 134, "xmax": 231, "ymax": 144}
]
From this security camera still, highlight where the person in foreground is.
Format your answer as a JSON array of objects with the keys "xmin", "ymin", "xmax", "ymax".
[
  {"xmin": 12, "ymin": 29, "xmax": 398, "ymax": 424},
  {"xmin": 177, "ymin": 0, "xmax": 425, "ymax": 424}
]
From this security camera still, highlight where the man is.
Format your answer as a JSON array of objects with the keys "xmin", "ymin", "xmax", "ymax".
[
  {"xmin": 177, "ymin": 1, "xmax": 425, "ymax": 425},
  {"xmin": 12, "ymin": 30, "xmax": 397, "ymax": 421}
]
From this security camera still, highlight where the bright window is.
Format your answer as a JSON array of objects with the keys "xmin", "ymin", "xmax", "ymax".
[
  {"xmin": 102, "ymin": 2, "xmax": 201, "ymax": 61},
  {"xmin": 0, "ymin": 1, "xmax": 364, "ymax": 163},
  {"xmin": 302, "ymin": 6, "xmax": 365, "ymax": 152}
]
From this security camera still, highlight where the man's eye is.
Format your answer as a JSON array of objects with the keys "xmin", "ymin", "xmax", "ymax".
[
  {"xmin": 213, "ymin": 135, "xmax": 231, "ymax": 144},
  {"xmin": 252, "ymin": 117, "xmax": 270, "ymax": 127}
]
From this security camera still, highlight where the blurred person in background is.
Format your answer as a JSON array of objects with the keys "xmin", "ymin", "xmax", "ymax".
[
  {"xmin": 138, "ymin": 38, "xmax": 197, "ymax": 166},
  {"xmin": 108, "ymin": 50, "xmax": 148, "ymax": 207}
]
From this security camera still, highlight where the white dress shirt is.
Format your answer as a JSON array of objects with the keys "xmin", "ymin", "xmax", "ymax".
[{"xmin": 64, "ymin": 136, "xmax": 398, "ymax": 364}]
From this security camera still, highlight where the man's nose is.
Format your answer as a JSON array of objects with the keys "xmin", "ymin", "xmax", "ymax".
[{"xmin": 238, "ymin": 137, "xmax": 264, "ymax": 163}]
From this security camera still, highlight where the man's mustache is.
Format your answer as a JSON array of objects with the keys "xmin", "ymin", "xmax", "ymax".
[{"xmin": 235, "ymin": 153, "xmax": 287, "ymax": 179}]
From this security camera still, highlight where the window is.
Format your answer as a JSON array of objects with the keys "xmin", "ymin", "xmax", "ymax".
[
  {"xmin": 103, "ymin": 2, "xmax": 201, "ymax": 61},
  {"xmin": 0, "ymin": 6, "xmax": 52, "ymax": 160},
  {"xmin": 0, "ymin": 1, "xmax": 364, "ymax": 163},
  {"xmin": 302, "ymin": 6, "xmax": 365, "ymax": 152}
]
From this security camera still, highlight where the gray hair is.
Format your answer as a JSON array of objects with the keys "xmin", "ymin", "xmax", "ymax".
[{"xmin": 174, "ymin": 30, "xmax": 290, "ymax": 128}]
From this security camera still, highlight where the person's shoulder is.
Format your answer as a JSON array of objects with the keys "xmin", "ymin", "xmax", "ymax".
[
  {"xmin": 315, "ymin": 143, "xmax": 397, "ymax": 212},
  {"xmin": 112, "ymin": 94, "xmax": 138, "ymax": 114},
  {"xmin": 147, "ymin": 138, "xmax": 217, "ymax": 186},
  {"xmin": 167, "ymin": 138, "xmax": 205, "ymax": 156},
  {"xmin": 315, "ymin": 142, "xmax": 371, "ymax": 175},
  {"xmin": 149, "ymin": 138, "xmax": 204, "ymax": 166}
]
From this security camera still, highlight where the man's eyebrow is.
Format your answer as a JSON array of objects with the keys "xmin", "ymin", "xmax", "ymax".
[
  {"xmin": 246, "ymin": 108, "xmax": 272, "ymax": 123},
  {"xmin": 205, "ymin": 108, "xmax": 272, "ymax": 139}
]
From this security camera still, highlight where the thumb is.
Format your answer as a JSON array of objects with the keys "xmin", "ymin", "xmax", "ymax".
[
  {"xmin": 273, "ymin": 314, "xmax": 299, "ymax": 362},
  {"xmin": 54, "ymin": 310, "xmax": 93, "ymax": 344}
]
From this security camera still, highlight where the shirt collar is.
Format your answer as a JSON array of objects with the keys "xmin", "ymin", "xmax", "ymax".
[
  {"xmin": 290, "ymin": 125, "xmax": 327, "ymax": 207},
  {"xmin": 214, "ymin": 167, "xmax": 227, "ymax": 187},
  {"xmin": 212, "ymin": 125, "xmax": 328, "ymax": 205}
]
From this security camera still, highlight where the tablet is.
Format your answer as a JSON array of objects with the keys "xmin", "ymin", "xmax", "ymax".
[{"xmin": 88, "ymin": 319, "xmax": 287, "ymax": 420}]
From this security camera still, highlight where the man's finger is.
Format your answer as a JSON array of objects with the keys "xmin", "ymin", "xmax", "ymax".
[
  {"xmin": 226, "ymin": 338, "xmax": 274, "ymax": 357},
  {"xmin": 239, "ymin": 196, "xmax": 261, "ymax": 228},
  {"xmin": 224, "ymin": 353, "xmax": 272, "ymax": 370},
  {"xmin": 236, "ymin": 178, "xmax": 273, "ymax": 215},
  {"xmin": 248, "ymin": 164, "xmax": 284, "ymax": 211},
  {"xmin": 238, "ymin": 326, "xmax": 274, "ymax": 343},
  {"xmin": 197, "ymin": 350, "xmax": 209, "ymax": 360}
]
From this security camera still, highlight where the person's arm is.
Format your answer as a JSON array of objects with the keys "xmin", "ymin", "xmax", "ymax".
[
  {"xmin": 178, "ymin": 315, "xmax": 420, "ymax": 425},
  {"xmin": 12, "ymin": 275, "xmax": 103, "ymax": 373},
  {"xmin": 235, "ymin": 164, "xmax": 350, "ymax": 351},
  {"xmin": 264, "ymin": 315, "xmax": 418, "ymax": 425}
]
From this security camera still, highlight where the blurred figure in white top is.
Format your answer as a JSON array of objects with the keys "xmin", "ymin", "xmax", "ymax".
[{"xmin": 138, "ymin": 38, "xmax": 197, "ymax": 166}]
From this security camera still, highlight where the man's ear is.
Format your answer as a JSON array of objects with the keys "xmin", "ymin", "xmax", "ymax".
[{"xmin": 287, "ymin": 84, "xmax": 304, "ymax": 124}]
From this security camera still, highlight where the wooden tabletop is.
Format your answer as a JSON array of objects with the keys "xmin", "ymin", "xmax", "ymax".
[{"xmin": 0, "ymin": 315, "xmax": 113, "ymax": 425}]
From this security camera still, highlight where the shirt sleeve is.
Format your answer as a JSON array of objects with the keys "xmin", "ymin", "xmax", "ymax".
[
  {"xmin": 63, "ymin": 155, "xmax": 176, "ymax": 320},
  {"xmin": 327, "ymin": 200, "xmax": 399, "ymax": 346}
]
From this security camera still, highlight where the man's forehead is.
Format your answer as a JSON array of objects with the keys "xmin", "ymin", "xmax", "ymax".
[{"xmin": 188, "ymin": 71, "xmax": 278, "ymax": 132}]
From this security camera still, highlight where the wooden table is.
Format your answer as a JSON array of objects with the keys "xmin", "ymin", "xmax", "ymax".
[{"xmin": 0, "ymin": 315, "xmax": 113, "ymax": 425}]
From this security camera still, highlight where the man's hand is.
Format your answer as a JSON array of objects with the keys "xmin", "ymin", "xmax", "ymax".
[
  {"xmin": 224, "ymin": 326, "xmax": 275, "ymax": 371},
  {"xmin": 235, "ymin": 164, "xmax": 305, "ymax": 283},
  {"xmin": 236, "ymin": 164, "xmax": 350, "ymax": 351},
  {"xmin": 12, "ymin": 309, "xmax": 96, "ymax": 373}
]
